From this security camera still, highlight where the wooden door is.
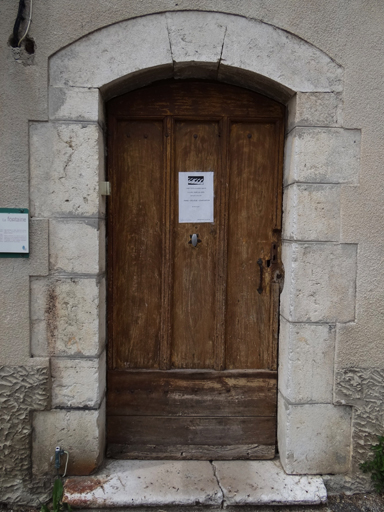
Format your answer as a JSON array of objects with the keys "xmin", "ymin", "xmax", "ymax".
[{"xmin": 107, "ymin": 81, "xmax": 285, "ymax": 460}]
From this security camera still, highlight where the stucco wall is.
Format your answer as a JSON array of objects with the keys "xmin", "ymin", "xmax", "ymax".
[
  {"xmin": 1, "ymin": 0, "xmax": 383, "ymax": 503},
  {"xmin": 0, "ymin": 363, "xmax": 52, "ymax": 504}
]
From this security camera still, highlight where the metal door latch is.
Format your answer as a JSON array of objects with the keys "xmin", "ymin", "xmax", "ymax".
[{"xmin": 188, "ymin": 234, "xmax": 201, "ymax": 247}]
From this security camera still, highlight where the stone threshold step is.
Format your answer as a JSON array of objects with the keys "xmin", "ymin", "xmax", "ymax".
[{"xmin": 63, "ymin": 459, "xmax": 327, "ymax": 508}]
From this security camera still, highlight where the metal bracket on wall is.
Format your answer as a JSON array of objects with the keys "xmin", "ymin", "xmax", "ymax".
[{"xmin": 100, "ymin": 182, "xmax": 111, "ymax": 196}]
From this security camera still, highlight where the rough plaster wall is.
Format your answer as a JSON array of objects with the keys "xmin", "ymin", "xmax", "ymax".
[
  {"xmin": 0, "ymin": 365, "xmax": 51, "ymax": 505},
  {"xmin": 1, "ymin": 0, "xmax": 384, "ymax": 500},
  {"xmin": 324, "ymin": 368, "xmax": 384, "ymax": 494}
]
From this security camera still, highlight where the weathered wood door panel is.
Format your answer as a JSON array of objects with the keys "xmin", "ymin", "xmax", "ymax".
[
  {"xmin": 172, "ymin": 120, "xmax": 221, "ymax": 368},
  {"xmin": 226, "ymin": 121, "xmax": 279, "ymax": 370},
  {"xmin": 107, "ymin": 81, "xmax": 284, "ymax": 460},
  {"xmin": 110, "ymin": 119, "xmax": 164, "ymax": 369}
]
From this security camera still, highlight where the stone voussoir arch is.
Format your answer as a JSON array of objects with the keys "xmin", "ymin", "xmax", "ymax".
[
  {"xmin": 31, "ymin": 11, "xmax": 360, "ymax": 479},
  {"xmin": 48, "ymin": 11, "xmax": 343, "ymax": 99}
]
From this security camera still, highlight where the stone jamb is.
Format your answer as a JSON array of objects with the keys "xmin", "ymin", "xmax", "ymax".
[{"xmin": 30, "ymin": 11, "xmax": 360, "ymax": 480}]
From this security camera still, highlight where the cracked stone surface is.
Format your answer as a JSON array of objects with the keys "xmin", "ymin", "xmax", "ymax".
[
  {"xmin": 63, "ymin": 460, "xmax": 223, "ymax": 507},
  {"xmin": 213, "ymin": 460, "xmax": 327, "ymax": 506},
  {"xmin": 63, "ymin": 459, "xmax": 326, "ymax": 508}
]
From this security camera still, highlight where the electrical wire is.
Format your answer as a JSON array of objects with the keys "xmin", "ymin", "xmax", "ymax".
[
  {"xmin": 62, "ymin": 451, "xmax": 69, "ymax": 478},
  {"xmin": 18, "ymin": 0, "xmax": 33, "ymax": 47},
  {"xmin": 12, "ymin": 0, "xmax": 25, "ymax": 46}
]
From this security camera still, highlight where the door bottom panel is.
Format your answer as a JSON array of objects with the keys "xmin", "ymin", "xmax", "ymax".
[
  {"xmin": 107, "ymin": 369, "xmax": 277, "ymax": 460},
  {"xmin": 107, "ymin": 370, "xmax": 277, "ymax": 417},
  {"xmin": 107, "ymin": 443, "xmax": 275, "ymax": 460}
]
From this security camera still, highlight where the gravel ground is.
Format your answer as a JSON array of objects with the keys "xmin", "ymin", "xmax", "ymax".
[{"xmin": 1, "ymin": 493, "xmax": 384, "ymax": 511}]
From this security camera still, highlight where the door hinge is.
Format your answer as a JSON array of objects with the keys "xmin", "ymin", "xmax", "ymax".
[
  {"xmin": 100, "ymin": 182, "xmax": 111, "ymax": 196},
  {"xmin": 270, "ymin": 241, "xmax": 278, "ymax": 265}
]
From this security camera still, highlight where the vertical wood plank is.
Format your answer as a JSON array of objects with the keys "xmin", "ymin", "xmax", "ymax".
[
  {"xmin": 112, "ymin": 119, "xmax": 164, "ymax": 369},
  {"xmin": 214, "ymin": 118, "xmax": 228, "ymax": 371},
  {"xmin": 274, "ymin": 119, "xmax": 285, "ymax": 231},
  {"xmin": 226, "ymin": 122, "xmax": 277, "ymax": 369},
  {"xmin": 160, "ymin": 117, "xmax": 173, "ymax": 370},
  {"xmin": 171, "ymin": 120, "xmax": 221, "ymax": 369}
]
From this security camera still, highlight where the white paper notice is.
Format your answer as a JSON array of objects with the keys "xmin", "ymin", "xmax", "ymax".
[
  {"xmin": 0, "ymin": 212, "xmax": 29, "ymax": 253},
  {"xmin": 179, "ymin": 172, "xmax": 214, "ymax": 223}
]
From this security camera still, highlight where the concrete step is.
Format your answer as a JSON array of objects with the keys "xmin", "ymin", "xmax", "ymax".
[{"xmin": 63, "ymin": 459, "xmax": 327, "ymax": 508}]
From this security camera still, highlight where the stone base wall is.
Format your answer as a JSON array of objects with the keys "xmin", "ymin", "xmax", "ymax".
[
  {"xmin": 0, "ymin": 365, "xmax": 52, "ymax": 505},
  {"xmin": 324, "ymin": 368, "xmax": 384, "ymax": 494}
]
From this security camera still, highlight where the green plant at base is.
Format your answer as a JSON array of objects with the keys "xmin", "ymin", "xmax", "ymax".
[
  {"xmin": 359, "ymin": 435, "xmax": 384, "ymax": 494},
  {"xmin": 41, "ymin": 478, "xmax": 72, "ymax": 512}
]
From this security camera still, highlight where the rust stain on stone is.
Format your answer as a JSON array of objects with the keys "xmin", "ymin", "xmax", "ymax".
[
  {"xmin": 63, "ymin": 476, "xmax": 110, "ymax": 504},
  {"xmin": 46, "ymin": 284, "xmax": 58, "ymax": 354}
]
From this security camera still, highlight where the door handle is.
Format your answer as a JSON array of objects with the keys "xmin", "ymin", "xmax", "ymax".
[
  {"xmin": 188, "ymin": 234, "xmax": 201, "ymax": 247},
  {"xmin": 257, "ymin": 258, "xmax": 263, "ymax": 294}
]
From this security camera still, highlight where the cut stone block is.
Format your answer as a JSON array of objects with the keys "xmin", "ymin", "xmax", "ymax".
[
  {"xmin": 49, "ymin": 87, "xmax": 104, "ymax": 124},
  {"xmin": 167, "ymin": 11, "xmax": 227, "ymax": 79},
  {"xmin": 281, "ymin": 242, "xmax": 357, "ymax": 323},
  {"xmin": 32, "ymin": 400, "xmax": 105, "ymax": 477},
  {"xmin": 279, "ymin": 317, "xmax": 335, "ymax": 403},
  {"xmin": 340, "ymin": 184, "xmax": 361, "ymax": 244},
  {"xmin": 49, "ymin": 219, "xmax": 105, "ymax": 274},
  {"xmin": 213, "ymin": 459, "xmax": 327, "ymax": 506},
  {"xmin": 51, "ymin": 351, "xmax": 106, "ymax": 408},
  {"xmin": 283, "ymin": 183, "xmax": 340, "ymax": 241},
  {"xmin": 63, "ymin": 459, "xmax": 222, "ymax": 507},
  {"xmin": 31, "ymin": 277, "xmax": 105, "ymax": 357},
  {"xmin": 284, "ymin": 128, "xmax": 361, "ymax": 185},
  {"xmin": 278, "ymin": 395, "xmax": 352, "ymax": 474},
  {"xmin": 220, "ymin": 16, "xmax": 343, "ymax": 94},
  {"xmin": 30, "ymin": 122, "xmax": 104, "ymax": 217},
  {"xmin": 29, "ymin": 218, "xmax": 49, "ymax": 277},
  {"xmin": 49, "ymin": 15, "xmax": 172, "ymax": 88},
  {"xmin": 287, "ymin": 92, "xmax": 342, "ymax": 131}
]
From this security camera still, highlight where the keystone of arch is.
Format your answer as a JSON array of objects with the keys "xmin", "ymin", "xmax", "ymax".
[{"xmin": 49, "ymin": 11, "xmax": 343, "ymax": 100}]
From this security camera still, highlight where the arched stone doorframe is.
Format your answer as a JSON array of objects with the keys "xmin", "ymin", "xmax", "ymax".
[{"xmin": 30, "ymin": 11, "xmax": 360, "ymax": 478}]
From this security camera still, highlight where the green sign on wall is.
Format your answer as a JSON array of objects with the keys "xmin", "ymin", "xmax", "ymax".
[{"xmin": 0, "ymin": 208, "xmax": 29, "ymax": 258}]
